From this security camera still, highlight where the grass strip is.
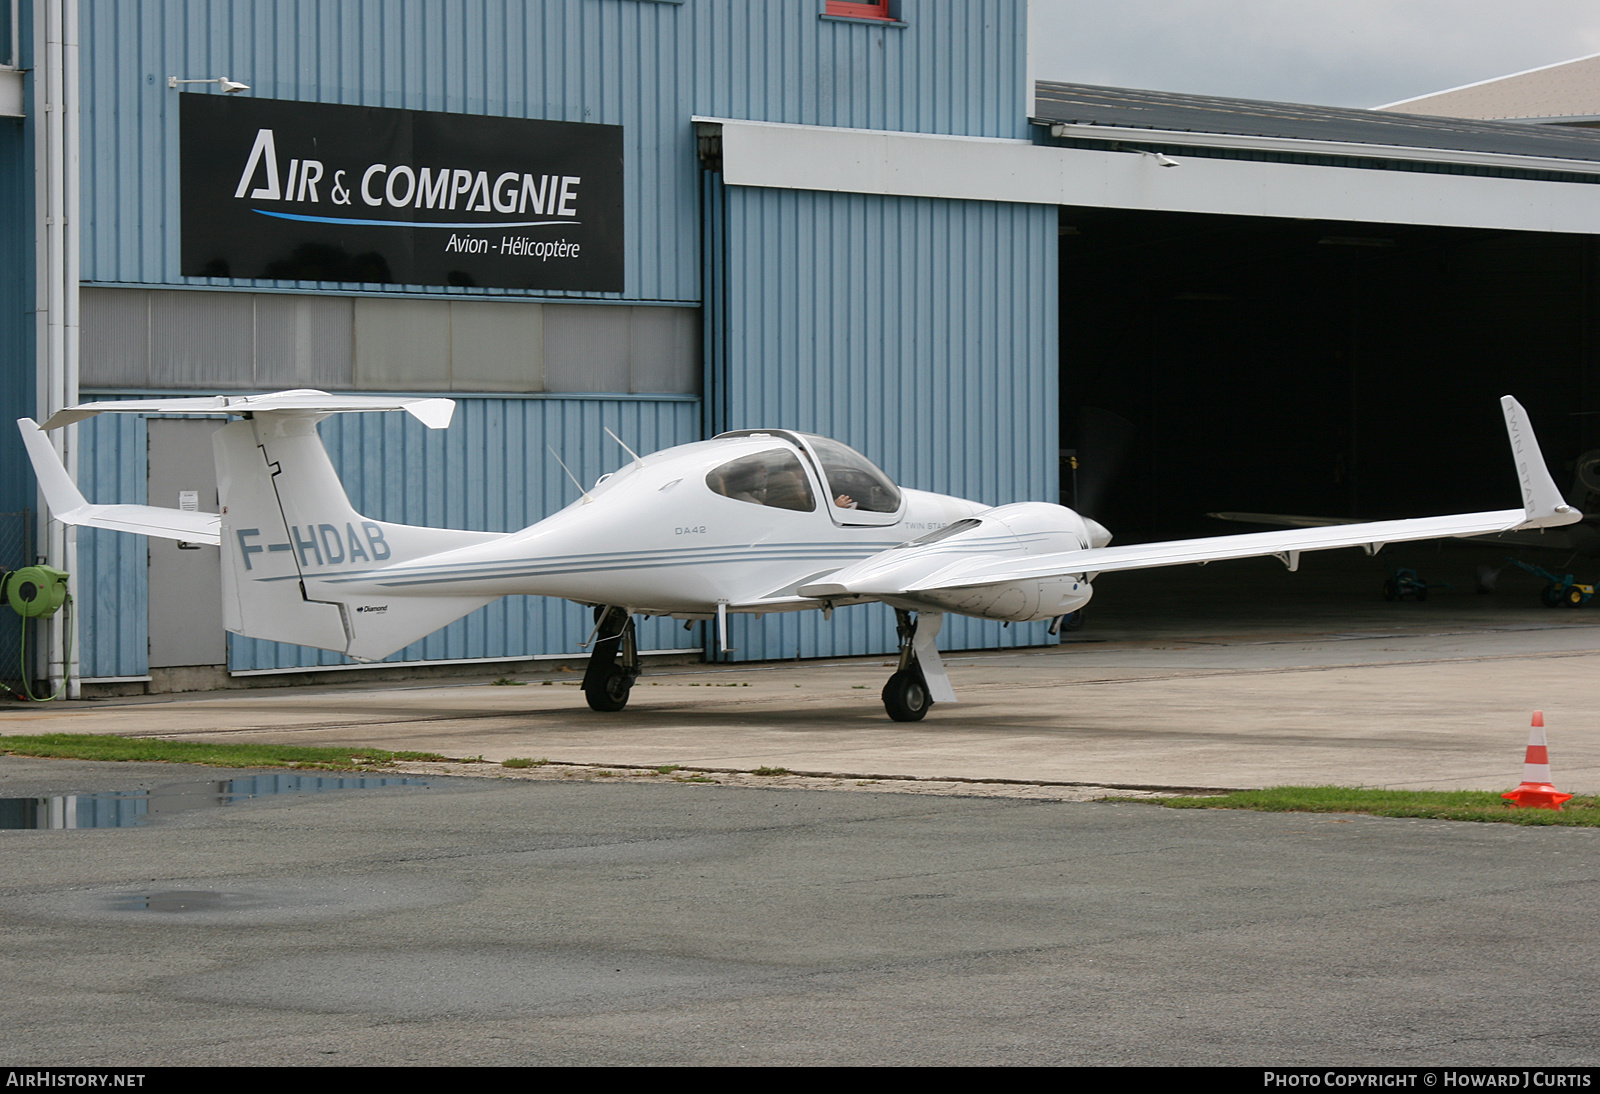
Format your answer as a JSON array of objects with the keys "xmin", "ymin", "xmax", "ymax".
[
  {"xmin": 1110, "ymin": 785, "xmax": 1600, "ymax": 826},
  {"xmin": 0, "ymin": 733, "xmax": 451, "ymax": 772}
]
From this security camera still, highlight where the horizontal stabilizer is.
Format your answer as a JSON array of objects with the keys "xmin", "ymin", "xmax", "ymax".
[
  {"xmin": 41, "ymin": 389, "xmax": 455, "ymax": 431},
  {"xmin": 17, "ymin": 417, "xmax": 221, "ymax": 543},
  {"xmin": 43, "ymin": 503, "xmax": 220, "ymax": 544}
]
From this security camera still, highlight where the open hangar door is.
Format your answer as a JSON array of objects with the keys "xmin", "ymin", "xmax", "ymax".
[{"xmin": 1059, "ymin": 206, "xmax": 1599, "ymax": 553}]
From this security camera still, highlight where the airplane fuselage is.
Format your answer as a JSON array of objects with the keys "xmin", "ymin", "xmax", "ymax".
[{"xmin": 303, "ymin": 432, "xmax": 1101, "ymax": 623}]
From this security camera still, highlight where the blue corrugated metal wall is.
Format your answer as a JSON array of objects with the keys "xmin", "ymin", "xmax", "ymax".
[
  {"xmin": 0, "ymin": 0, "xmax": 33, "ymax": 519},
  {"xmin": 691, "ymin": 0, "xmax": 1049, "ymax": 659},
  {"xmin": 707, "ymin": 177, "xmax": 1059, "ymax": 659},
  {"xmin": 0, "ymin": 116, "xmax": 30, "ymax": 517},
  {"xmin": 80, "ymin": 0, "xmax": 1028, "ymax": 300},
  {"xmin": 82, "ymin": 0, "xmax": 701, "ymax": 302},
  {"xmin": 75, "ymin": 413, "xmax": 149, "ymax": 678},
  {"xmin": 2, "ymin": 5, "xmax": 38, "ymax": 694},
  {"xmin": 65, "ymin": 0, "xmax": 1055, "ymax": 675},
  {"xmin": 692, "ymin": 0, "xmax": 1029, "ymax": 138}
]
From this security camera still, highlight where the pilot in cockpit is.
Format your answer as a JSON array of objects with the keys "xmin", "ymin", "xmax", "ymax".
[{"xmin": 763, "ymin": 467, "xmax": 813, "ymax": 511}]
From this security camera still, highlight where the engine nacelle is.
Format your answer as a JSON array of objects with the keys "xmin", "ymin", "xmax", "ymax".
[
  {"xmin": 910, "ymin": 574, "xmax": 1093, "ymax": 623},
  {"xmin": 800, "ymin": 500, "xmax": 1107, "ymax": 622}
]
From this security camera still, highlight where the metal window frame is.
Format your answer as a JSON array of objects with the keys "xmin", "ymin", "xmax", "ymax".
[{"xmin": 824, "ymin": 1, "xmax": 895, "ymax": 22}]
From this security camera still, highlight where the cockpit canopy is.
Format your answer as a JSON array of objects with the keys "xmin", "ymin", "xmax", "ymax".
[
  {"xmin": 709, "ymin": 430, "xmax": 903, "ymax": 521},
  {"xmin": 705, "ymin": 448, "xmax": 816, "ymax": 512},
  {"xmin": 802, "ymin": 434, "xmax": 901, "ymax": 514}
]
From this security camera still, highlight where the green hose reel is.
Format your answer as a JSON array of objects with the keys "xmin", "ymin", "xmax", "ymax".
[
  {"xmin": 3, "ymin": 566, "xmax": 73, "ymax": 701},
  {"xmin": 4, "ymin": 565, "xmax": 71, "ymax": 619}
]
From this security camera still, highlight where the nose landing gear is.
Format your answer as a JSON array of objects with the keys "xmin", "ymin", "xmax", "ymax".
[{"xmin": 583, "ymin": 606, "xmax": 640, "ymax": 712}]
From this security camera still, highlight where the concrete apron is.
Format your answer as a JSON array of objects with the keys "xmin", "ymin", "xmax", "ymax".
[{"xmin": 5, "ymin": 616, "xmax": 1598, "ymax": 795}]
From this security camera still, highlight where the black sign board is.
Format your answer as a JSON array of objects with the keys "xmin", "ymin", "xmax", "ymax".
[{"xmin": 180, "ymin": 95, "xmax": 624, "ymax": 292}]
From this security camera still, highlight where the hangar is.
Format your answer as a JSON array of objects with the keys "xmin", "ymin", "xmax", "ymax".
[
  {"xmin": 5, "ymin": 1, "xmax": 1599, "ymax": 696},
  {"xmin": 1036, "ymin": 84, "xmax": 1600, "ymax": 543}
]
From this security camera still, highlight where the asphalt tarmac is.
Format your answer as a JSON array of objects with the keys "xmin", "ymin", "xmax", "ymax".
[
  {"xmin": 3, "ymin": 755, "xmax": 1599, "ymax": 1066},
  {"xmin": 4, "ymin": 548, "xmax": 1599, "ymax": 1065}
]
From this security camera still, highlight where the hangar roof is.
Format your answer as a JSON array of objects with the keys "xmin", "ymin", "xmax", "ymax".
[
  {"xmin": 1377, "ymin": 52, "xmax": 1600, "ymax": 124},
  {"xmin": 1033, "ymin": 81, "xmax": 1600, "ymax": 168}
]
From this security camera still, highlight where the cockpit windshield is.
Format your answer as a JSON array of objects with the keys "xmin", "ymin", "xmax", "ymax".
[
  {"xmin": 705, "ymin": 449, "xmax": 816, "ymax": 512},
  {"xmin": 799, "ymin": 435, "xmax": 902, "ymax": 514}
]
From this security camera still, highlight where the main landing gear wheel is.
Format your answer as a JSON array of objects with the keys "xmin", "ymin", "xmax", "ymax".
[
  {"xmin": 882, "ymin": 608, "xmax": 936, "ymax": 722},
  {"xmin": 582, "ymin": 606, "xmax": 640, "ymax": 713},
  {"xmin": 585, "ymin": 666, "xmax": 634, "ymax": 712},
  {"xmin": 881, "ymin": 669, "xmax": 931, "ymax": 722}
]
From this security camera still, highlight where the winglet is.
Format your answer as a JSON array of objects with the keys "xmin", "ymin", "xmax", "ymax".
[
  {"xmin": 1501, "ymin": 396, "xmax": 1582, "ymax": 529},
  {"xmin": 17, "ymin": 417, "xmax": 90, "ymax": 518}
]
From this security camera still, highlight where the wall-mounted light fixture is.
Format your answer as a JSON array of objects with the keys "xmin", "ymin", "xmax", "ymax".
[{"xmin": 167, "ymin": 76, "xmax": 250, "ymax": 93}]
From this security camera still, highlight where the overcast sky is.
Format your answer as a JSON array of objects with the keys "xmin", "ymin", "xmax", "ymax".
[{"xmin": 1030, "ymin": 1, "xmax": 1600, "ymax": 108}]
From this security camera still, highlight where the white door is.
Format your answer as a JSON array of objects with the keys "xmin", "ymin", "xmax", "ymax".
[{"xmin": 147, "ymin": 419, "xmax": 226, "ymax": 668}]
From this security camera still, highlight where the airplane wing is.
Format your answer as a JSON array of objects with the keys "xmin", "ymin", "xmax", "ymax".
[
  {"xmin": 1209, "ymin": 511, "xmax": 1360, "ymax": 529},
  {"xmin": 904, "ymin": 508, "xmax": 1528, "ymax": 591},
  {"xmin": 915, "ymin": 395, "xmax": 1579, "ymax": 590},
  {"xmin": 805, "ymin": 396, "xmax": 1582, "ymax": 602},
  {"xmin": 17, "ymin": 418, "xmax": 222, "ymax": 544},
  {"xmin": 1210, "ymin": 511, "xmax": 1600, "ymax": 556}
]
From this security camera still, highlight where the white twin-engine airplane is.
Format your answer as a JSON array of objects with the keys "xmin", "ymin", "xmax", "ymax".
[{"xmin": 17, "ymin": 392, "xmax": 1581, "ymax": 721}]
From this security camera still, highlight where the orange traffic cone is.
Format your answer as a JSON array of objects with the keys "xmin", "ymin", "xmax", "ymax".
[{"xmin": 1502, "ymin": 712, "xmax": 1574, "ymax": 810}]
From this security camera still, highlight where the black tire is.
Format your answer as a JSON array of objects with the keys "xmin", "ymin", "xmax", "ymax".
[
  {"xmin": 1569, "ymin": 587, "xmax": 1586, "ymax": 608},
  {"xmin": 1541, "ymin": 584, "xmax": 1566, "ymax": 608},
  {"xmin": 584, "ymin": 666, "xmax": 633, "ymax": 712},
  {"xmin": 882, "ymin": 669, "xmax": 931, "ymax": 722},
  {"xmin": 1413, "ymin": 584, "xmax": 1428, "ymax": 603},
  {"xmin": 1060, "ymin": 610, "xmax": 1085, "ymax": 632},
  {"xmin": 1383, "ymin": 579, "xmax": 1398, "ymax": 602}
]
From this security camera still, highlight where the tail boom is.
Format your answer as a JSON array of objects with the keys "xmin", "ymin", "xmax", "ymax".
[{"xmin": 216, "ymin": 414, "xmax": 505, "ymax": 660}]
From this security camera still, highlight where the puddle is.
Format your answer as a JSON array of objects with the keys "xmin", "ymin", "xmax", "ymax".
[{"xmin": 0, "ymin": 774, "xmax": 428, "ymax": 829}]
